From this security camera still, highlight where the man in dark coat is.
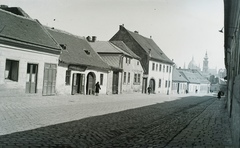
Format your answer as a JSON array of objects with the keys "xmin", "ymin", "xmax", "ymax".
[{"xmin": 95, "ymin": 82, "xmax": 101, "ymax": 96}]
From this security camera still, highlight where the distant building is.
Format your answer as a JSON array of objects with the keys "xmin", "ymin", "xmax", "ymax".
[
  {"xmin": 172, "ymin": 66, "xmax": 188, "ymax": 94},
  {"xmin": 90, "ymin": 41, "xmax": 144, "ymax": 94},
  {"xmin": 110, "ymin": 25, "xmax": 174, "ymax": 94},
  {"xmin": 202, "ymin": 52, "xmax": 209, "ymax": 73}
]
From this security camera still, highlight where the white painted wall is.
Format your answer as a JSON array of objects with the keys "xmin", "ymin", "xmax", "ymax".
[
  {"xmin": 56, "ymin": 66, "xmax": 108, "ymax": 95},
  {"xmin": 148, "ymin": 60, "xmax": 173, "ymax": 94},
  {"xmin": 121, "ymin": 57, "xmax": 143, "ymax": 93},
  {"xmin": 0, "ymin": 44, "xmax": 59, "ymax": 95}
]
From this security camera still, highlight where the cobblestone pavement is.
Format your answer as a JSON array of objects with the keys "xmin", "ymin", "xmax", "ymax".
[{"xmin": 0, "ymin": 95, "xmax": 232, "ymax": 148}]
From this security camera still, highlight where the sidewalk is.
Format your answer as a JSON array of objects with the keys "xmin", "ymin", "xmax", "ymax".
[{"xmin": 0, "ymin": 93, "xmax": 206, "ymax": 136}]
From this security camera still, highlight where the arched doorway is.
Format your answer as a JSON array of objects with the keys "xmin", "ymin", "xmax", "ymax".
[
  {"xmin": 149, "ymin": 78, "xmax": 155, "ymax": 94},
  {"xmin": 86, "ymin": 72, "xmax": 96, "ymax": 95}
]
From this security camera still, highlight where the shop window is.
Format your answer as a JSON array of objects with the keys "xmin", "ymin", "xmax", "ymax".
[
  {"xmin": 65, "ymin": 70, "xmax": 71, "ymax": 85},
  {"xmin": 123, "ymin": 72, "xmax": 126, "ymax": 83},
  {"xmin": 128, "ymin": 72, "xmax": 130, "ymax": 83},
  {"xmin": 137, "ymin": 74, "xmax": 141, "ymax": 83},
  {"xmin": 5, "ymin": 59, "xmax": 19, "ymax": 82},
  {"xmin": 134, "ymin": 74, "xmax": 137, "ymax": 83},
  {"xmin": 159, "ymin": 79, "xmax": 161, "ymax": 88},
  {"xmin": 100, "ymin": 74, "xmax": 104, "ymax": 85}
]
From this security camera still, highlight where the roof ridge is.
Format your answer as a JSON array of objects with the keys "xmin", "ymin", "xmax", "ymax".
[
  {"xmin": 45, "ymin": 26, "xmax": 84, "ymax": 40},
  {"xmin": 0, "ymin": 8, "xmax": 34, "ymax": 22}
]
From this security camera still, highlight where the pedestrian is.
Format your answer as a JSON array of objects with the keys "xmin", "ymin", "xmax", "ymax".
[
  {"xmin": 195, "ymin": 89, "xmax": 198, "ymax": 93},
  {"xmin": 95, "ymin": 82, "xmax": 101, "ymax": 96},
  {"xmin": 147, "ymin": 86, "xmax": 151, "ymax": 95},
  {"xmin": 217, "ymin": 90, "xmax": 223, "ymax": 99}
]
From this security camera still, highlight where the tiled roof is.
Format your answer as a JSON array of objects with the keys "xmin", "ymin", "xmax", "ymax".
[
  {"xmin": 110, "ymin": 41, "xmax": 140, "ymax": 60},
  {"xmin": 46, "ymin": 28, "xmax": 110, "ymax": 70},
  {"xmin": 178, "ymin": 70, "xmax": 200, "ymax": 84},
  {"xmin": 172, "ymin": 67, "xmax": 188, "ymax": 82},
  {"xmin": 179, "ymin": 69, "xmax": 210, "ymax": 84},
  {"xmin": 0, "ymin": 9, "xmax": 60, "ymax": 51},
  {"xmin": 90, "ymin": 41, "xmax": 131, "ymax": 56},
  {"xmin": 126, "ymin": 29, "xmax": 174, "ymax": 64},
  {"xmin": 100, "ymin": 55, "xmax": 122, "ymax": 71}
]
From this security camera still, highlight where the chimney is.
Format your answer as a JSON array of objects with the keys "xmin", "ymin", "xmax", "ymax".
[
  {"xmin": 134, "ymin": 31, "xmax": 139, "ymax": 34},
  {"xmin": 0, "ymin": 5, "xmax": 8, "ymax": 8},
  {"xmin": 150, "ymin": 36, "xmax": 152, "ymax": 39},
  {"xmin": 119, "ymin": 24, "xmax": 124, "ymax": 30},
  {"xmin": 86, "ymin": 36, "xmax": 91, "ymax": 42},
  {"xmin": 92, "ymin": 36, "xmax": 97, "ymax": 42}
]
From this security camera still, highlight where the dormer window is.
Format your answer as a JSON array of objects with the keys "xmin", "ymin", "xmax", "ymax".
[
  {"xmin": 60, "ymin": 44, "xmax": 66, "ymax": 50},
  {"xmin": 84, "ymin": 49, "xmax": 90, "ymax": 55}
]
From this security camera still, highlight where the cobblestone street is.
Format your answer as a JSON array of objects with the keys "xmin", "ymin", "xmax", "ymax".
[{"xmin": 0, "ymin": 94, "xmax": 232, "ymax": 147}]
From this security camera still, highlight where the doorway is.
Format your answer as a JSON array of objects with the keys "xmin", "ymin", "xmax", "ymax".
[
  {"xmin": 112, "ymin": 71, "xmax": 119, "ymax": 94},
  {"xmin": 86, "ymin": 72, "xmax": 96, "ymax": 95},
  {"xmin": 149, "ymin": 78, "xmax": 155, "ymax": 94},
  {"xmin": 72, "ymin": 73, "xmax": 85, "ymax": 95},
  {"xmin": 42, "ymin": 63, "xmax": 57, "ymax": 96},
  {"xmin": 26, "ymin": 63, "xmax": 38, "ymax": 93}
]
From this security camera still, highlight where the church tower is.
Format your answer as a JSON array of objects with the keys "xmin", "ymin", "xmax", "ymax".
[{"xmin": 203, "ymin": 51, "xmax": 209, "ymax": 73}]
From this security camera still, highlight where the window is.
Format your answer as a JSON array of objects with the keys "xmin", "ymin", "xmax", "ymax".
[
  {"xmin": 159, "ymin": 79, "xmax": 161, "ymax": 88},
  {"xmin": 100, "ymin": 74, "xmax": 104, "ymax": 85},
  {"xmin": 169, "ymin": 66, "xmax": 171, "ymax": 73},
  {"xmin": 5, "ymin": 59, "xmax": 19, "ymax": 81},
  {"xmin": 128, "ymin": 72, "xmax": 130, "ymax": 83},
  {"xmin": 137, "ymin": 61, "xmax": 139, "ymax": 65},
  {"xmin": 84, "ymin": 49, "xmax": 90, "ymax": 55},
  {"xmin": 159, "ymin": 64, "xmax": 162, "ymax": 71},
  {"xmin": 65, "ymin": 70, "xmax": 71, "ymax": 85},
  {"xmin": 152, "ymin": 63, "xmax": 155, "ymax": 71},
  {"xmin": 134, "ymin": 74, "xmax": 137, "ymax": 83},
  {"xmin": 129, "ymin": 58, "xmax": 131, "ymax": 64},
  {"xmin": 168, "ymin": 81, "xmax": 171, "ymax": 88},
  {"xmin": 137, "ymin": 74, "xmax": 141, "ymax": 83},
  {"xmin": 166, "ymin": 66, "xmax": 168, "ymax": 72},
  {"xmin": 123, "ymin": 72, "xmax": 126, "ymax": 83},
  {"xmin": 165, "ymin": 80, "xmax": 168, "ymax": 88},
  {"xmin": 163, "ymin": 65, "xmax": 165, "ymax": 72},
  {"xmin": 156, "ymin": 64, "xmax": 158, "ymax": 71}
]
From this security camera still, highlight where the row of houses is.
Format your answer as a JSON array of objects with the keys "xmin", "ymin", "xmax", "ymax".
[
  {"xmin": 0, "ymin": 6, "xmax": 209, "ymax": 97},
  {"xmin": 172, "ymin": 67, "xmax": 210, "ymax": 94}
]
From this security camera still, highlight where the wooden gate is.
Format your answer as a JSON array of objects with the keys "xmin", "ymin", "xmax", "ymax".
[
  {"xmin": 86, "ymin": 72, "xmax": 95, "ymax": 95},
  {"xmin": 112, "ymin": 71, "xmax": 119, "ymax": 94},
  {"xmin": 26, "ymin": 63, "xmax": 38, "ymax": 93},
  {"xmin": 72, "ymin": 73, "xmax": 85, "ymax": 95},
  {"xmin": 43, "ymin": 63, "xmax": 57, "ymax": 96},
  {"xmin": 150, "ymin": 79, "xmax": 155, "ymax": 94}
]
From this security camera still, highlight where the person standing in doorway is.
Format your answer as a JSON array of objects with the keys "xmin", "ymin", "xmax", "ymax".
[
  {"xmin": 147, "ymin": 86, "xmax": 151, "ymax": 95},
  {"xmin": 95, "ymin": 82, "xmax": 101, "ymax": 96}
]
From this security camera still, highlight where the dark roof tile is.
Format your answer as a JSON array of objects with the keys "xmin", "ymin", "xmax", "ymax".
[{"xmin": 47, "ymin": 28, "xmax": 110, "ymax": 70}]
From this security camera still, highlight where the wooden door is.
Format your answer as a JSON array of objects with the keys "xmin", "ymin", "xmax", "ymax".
[
  {"xmin": 142, "ymin": 78, "xmax": 147, "ymax": 94},
  {"xmin": 71, "ymin": 73, "xmax": 78, "ymax": 95},
  {"xmin": 150, "ymin": 79, "xmax": 155, "ymax": 93},
  {"xmin": 112, "ymin": 71, "xmax": 119, "ymax": 94},
  {"xmin": 87, "ymin": 73, "xmax": 95, "ymax": 95},
  {"xmin": 26, "ymin": 63, "xmax": 38, "ymax": 93},
  {"xmin": 43, "ymin": 63, "xmax": 57, "ymax": 96}
]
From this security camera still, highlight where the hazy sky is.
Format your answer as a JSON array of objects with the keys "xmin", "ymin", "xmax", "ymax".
[{"xmin": 2, "ymin": 0, "xmax": 224, "ymax": 70}]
